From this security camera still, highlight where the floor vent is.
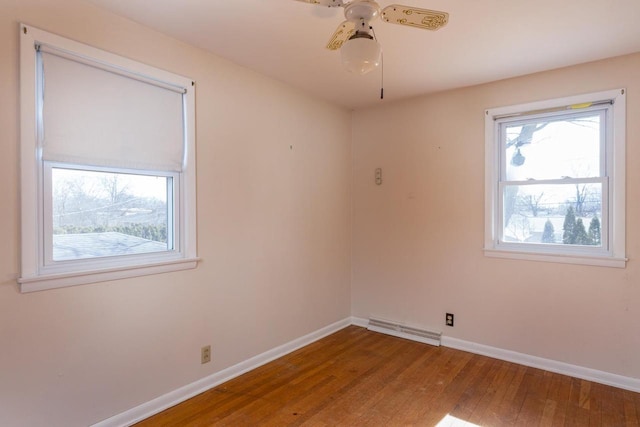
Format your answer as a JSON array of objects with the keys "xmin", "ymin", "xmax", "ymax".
[{"xmin": 367, "ymin": 317, "xmax": 441, "ymax": 347}]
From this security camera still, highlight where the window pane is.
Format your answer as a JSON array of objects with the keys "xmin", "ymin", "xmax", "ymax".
[
  {"xmin": 52, "ymin": 168, "xmax": 171, "ymax": 261},
  {"xmin": 502, "ymin": 183, "xmax": 602, "ymax": 246},
  {"xmin": 505, "ymin": 112, "xmax": 601, "ymax": 181}
]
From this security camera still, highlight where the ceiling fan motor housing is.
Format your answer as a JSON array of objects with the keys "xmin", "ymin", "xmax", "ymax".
[{"xmin": 344, "ymin": 0, "xmax": 381, "ymax": 23}]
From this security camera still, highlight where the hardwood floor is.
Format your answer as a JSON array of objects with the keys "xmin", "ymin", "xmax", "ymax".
[{"xmin": 136, "ymin": 326, "xmax": 640, "ymax": 426}]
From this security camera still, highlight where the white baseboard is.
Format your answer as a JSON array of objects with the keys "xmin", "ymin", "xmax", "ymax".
[
  {"xmin": 91, "ymin": 317, "xmax": 352, "ymax": 427},
  {"xmin": 350, "ymin": 316, "xmax": 368, "ymax": 328},
  {"xmin": 351, "ymin": 316, "xmax": 640, "ymax": 393},
  {"xmin": 94, "ymin": 316, "xmax": 640, "ymax": 426},
  {"xmin": 441, "ymin": 335, "xmax": 640, "ymax": 393}
]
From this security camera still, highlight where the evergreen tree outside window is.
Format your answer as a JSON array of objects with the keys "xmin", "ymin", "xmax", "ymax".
[
  {"xmin": 542, "ymin": 220, "xmax": 555, "ymax": 243},
  {"xmin": 562, "ymin": 206, "xmax": 576, "ymax": 245},
  {"xmin": 589, "ymin": 216, "xmax": 601, "ymax": 246}
]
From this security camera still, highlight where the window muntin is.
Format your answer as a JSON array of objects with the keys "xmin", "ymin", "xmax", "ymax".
[{"xmin": 484, "ymin": 89, "xmax": 626, "ymax": 267}]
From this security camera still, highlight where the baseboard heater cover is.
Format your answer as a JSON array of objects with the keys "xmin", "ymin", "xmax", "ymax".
[{"xmin": 367, "ymin": 317, "xmax": 441, "ymax": 347}]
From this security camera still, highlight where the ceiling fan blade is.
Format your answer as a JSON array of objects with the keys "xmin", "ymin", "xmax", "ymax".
[
  {"xmin": 381, "ymin": 5, "xmax": 449, "ymax": 30},
  {"xmin": 326, "ymin": 21, "xmax": 356, "ymax": 50},
  {"xmin": 294, "ymin": 0, "xmax": 345, "ymax": 7}
]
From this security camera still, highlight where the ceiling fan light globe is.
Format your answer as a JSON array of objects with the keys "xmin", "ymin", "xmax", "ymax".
[{"xmin": 341, "ymin": 37, "xmax": 381, "ymax": 75}]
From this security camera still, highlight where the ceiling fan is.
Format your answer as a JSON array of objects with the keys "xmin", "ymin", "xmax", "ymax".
[{"xmin": 295, "ymin": 0, "xmax": 449, "ymax": 75}]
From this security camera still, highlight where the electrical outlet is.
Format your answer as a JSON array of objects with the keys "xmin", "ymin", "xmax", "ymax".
[
  {"xmin": 446, "ymin": 313, "xmax": 454, "ymax": 327},
  {"xmin": 201, "ymin": 345, "xmax": 211, "ymax": 364}
]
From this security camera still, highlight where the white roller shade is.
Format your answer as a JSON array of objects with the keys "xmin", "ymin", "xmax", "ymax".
[{"xmin": 40, "ymin": 46, "xmax": 186, "ymax": 171}]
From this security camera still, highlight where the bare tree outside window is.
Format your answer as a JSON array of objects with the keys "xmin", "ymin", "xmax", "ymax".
[{"xmin": 52, "ymin": 168, "xmax": 171, "ymax": 260}]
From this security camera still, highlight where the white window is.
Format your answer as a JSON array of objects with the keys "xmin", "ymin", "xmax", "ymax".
[
  {"xmin": 484, "ymin": 89, "xmax": 626, "ymax": 268},
  {"xmin": 19, "ymin": 25, "xmax": 198, "ymax": 292}
]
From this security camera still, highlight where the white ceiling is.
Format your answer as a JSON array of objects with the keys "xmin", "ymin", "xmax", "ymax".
[{"xmin": 88, "ymin": 0, "xmax": 640, "ymax": 109}]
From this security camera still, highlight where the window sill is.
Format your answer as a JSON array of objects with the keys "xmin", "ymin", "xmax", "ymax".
[
  {"xmin": 18, "ymin": 257, "xmax": 200, "ymax": 293},
  {"xmin": 484, "ymin": 248, "xmax": 626, "ymax": 268}
]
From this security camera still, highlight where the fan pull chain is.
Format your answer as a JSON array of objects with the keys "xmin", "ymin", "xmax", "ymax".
[
  {"xmin": 371, "ymin": 26, "xmax": 384, "ymax": 100},
  {"xmin": 380, "ymin": 51, "xmax": 384, "ymax": 100}
]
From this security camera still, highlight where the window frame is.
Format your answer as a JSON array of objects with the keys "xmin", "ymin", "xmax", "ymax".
[
  {"xmin": 19, "ymin": 24, "xmax": 199, "ymax": 292},
  {"xmin": 43, "ymin": 162, "xmax": 179, "ymax": 269},
  {"xmin": 484, "ymin": 89, "xmax": 626, "ymax": 268}
]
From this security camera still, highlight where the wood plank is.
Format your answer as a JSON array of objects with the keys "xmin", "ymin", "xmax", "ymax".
[
  {"xmin": 546, "ymin": 369, "xmax": 572, "ymax": 426},
  {"xmin": 515, "ymin": 368, "xmax": 554, "ymax": 425},
  {"xmin": 623, "ymin": 389, "xmax": 640, "ymax": 426},
  {"xmin": 471, "ymin": 361, "xmax": 519, "ymax": 425},
  {"xmin": 381, "ymin": 346, "xmax": 467, "ymax": 424},
  {"xmin": 135, "ymin": 326, "xmax": 640, "ymax": 426},
  {"xmin": 601, "ymin": 384, "xmax": 625, "ymax": 426}
]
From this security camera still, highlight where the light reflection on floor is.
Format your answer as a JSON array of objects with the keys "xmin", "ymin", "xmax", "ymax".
[{"xmin": 435, "ymin": 413, "xmax": 482, "ymax": 427}]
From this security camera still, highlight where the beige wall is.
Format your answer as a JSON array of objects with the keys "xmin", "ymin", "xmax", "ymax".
[
  {"xmin": 0, "ymin": 1, "xmax": 352, "ymax": 426},
  {"xmin": 3, "ymin": 0, "xmax": 640, "ymax": 425},
  {"xmin": 352, "ymin": 53, "xmax": 640, "ymax": 379}
]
